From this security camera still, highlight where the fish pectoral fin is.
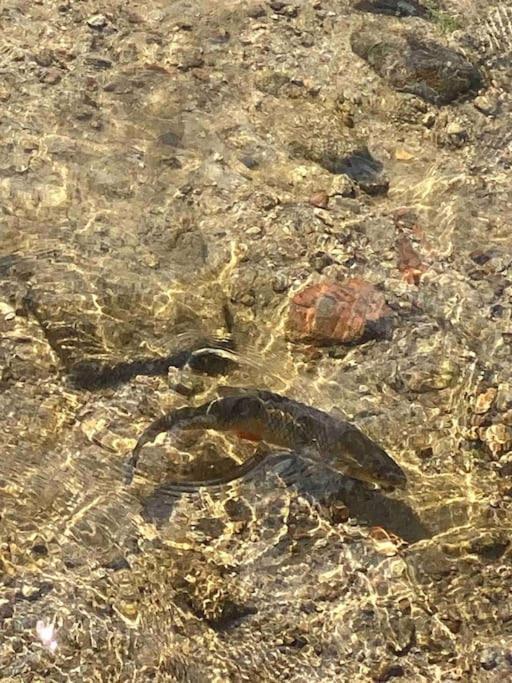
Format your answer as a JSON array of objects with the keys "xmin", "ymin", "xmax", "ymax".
[{"xmin": 300, "ymin": 445, "xmax": 362, "ymax": 474}]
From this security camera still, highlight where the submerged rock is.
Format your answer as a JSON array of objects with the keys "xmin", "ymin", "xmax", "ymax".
[
  {"xmin": 396, "ymin": 235, "xmax": 426, "ymax": 285},
  {"xmin": 291, "ymin": 139, "xmax": 389, "ymax": 196},
  {"xmin": 351, "ymin": 25, "xmax": 482, "ymax": 105},
  {"xmin": 354, "ymin": 0, "xmax": 427, "ymax": 17},
  {"xmin": 401, "ymin": 356, "xmax": 460, "ymax": 392},
  {"xmin": 287, "ymin": 279, "xmax": 392, "ymax": 345}
]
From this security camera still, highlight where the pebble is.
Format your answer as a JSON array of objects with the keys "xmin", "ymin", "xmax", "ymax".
[
  {"xmin": 396, "ymin": 235, "xmax": 425, "ymax": 286},
  {"xmin": 474, "ymin": 94, "xmax": 499, "ymax": 116},
  {"xmin": 481, "ymin": 424, "xmax": 512, "ymax": 457},
  {"xmin": 474, "ymin": 387, "xmax": 497, "ymax": 414},
  {"xmin": 444, "ymin": 121, "xmax": 468, "ymax": 147},
  {"xmin": 329, "ymin": 174, "xmax": 355, "ymax": 197},
  {"xmin": 480, "ymin": 647, "xmax": 499, "ymax": 671},
  {"xmin": 404, "ymin": 358, "xmax": 459, "ymax": 393},
  {"xmin": 247, "ymin": 5, "xmax": 266, "ymax": 18},
  {"xmin": 246, "ymin": 226, "xmax": 263, "ymax": 237},
  {"xmin": 34, "ymin": 49, "xmax": 53, "ymax": 67},
  {"xmin": 87, "ymin": 14, "xmax": 107, "ymax": 29},
  {"xmin": 394, "ymin": 147, "xmax": 415, "ymax": 161},
  {"xmin": 372, "ymin": 662, "xmax": 405, "ymax": 682},
  {"xmin": 42, "ymin": 68, "xmax": 62, "ymax": 85},
  {"xmin": 0, "ymin": 302, "xmax": 16, "ymax": 321},
  {"xmin": 308, "ymin": 190, "xmax": 329, "ymax": 209},
  {"xmin": 496, "ymin": 383, "xmax": 512, "ymax": 412},
  {"xmin": 272, "ymin": 274, "xmax": 290, "ymax": 293},
  {"xmin": 0, "ymin": 85, "xmax": 10, "ymax": 102},
  {"xmin": 240, "ymin": 155, "xmax": 259, "ymax": 169},
  {"xmin": 422, "ymin": 112, "xmax": 436, "ymax": 128}
]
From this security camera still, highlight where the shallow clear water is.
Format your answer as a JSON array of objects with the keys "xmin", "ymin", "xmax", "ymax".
[{"xmin": 1, "ymin": 1, "xmax": 512, "ymax": 681}]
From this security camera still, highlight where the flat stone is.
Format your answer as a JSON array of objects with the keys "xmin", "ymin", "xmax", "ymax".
[
  {"xmin": 287, "ymin": 279, "xmax": 392, "ymax": 345},
  {"xmin": 354, "ymin": 0, "xmax": 427, "ymax": 17},
  {"xmin": 351, "ymin": 24, "xmax": 482, "ymax": 105},
  {"xmin": 87, "ymin": 14, "xmax": 107, "ymax": 29}
]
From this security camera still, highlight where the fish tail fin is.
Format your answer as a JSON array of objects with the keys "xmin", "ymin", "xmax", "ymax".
[{"xmin": 124, "ymin": 404, "xmax": 215, "ymax": 485}]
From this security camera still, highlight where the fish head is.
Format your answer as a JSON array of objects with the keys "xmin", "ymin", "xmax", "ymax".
[{"xmin": 333, "ymin": 426, "xmax": 407, "ymax": 490}]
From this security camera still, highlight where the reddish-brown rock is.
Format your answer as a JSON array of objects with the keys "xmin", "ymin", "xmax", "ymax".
[
  {"xmin": 308, "ymin": 190, "xmax": 329, "ymax": 209},
  {"xmin": 287, "ymin": 279, "xmax": 392, "ymax": 345},
  {"xmin": 396, "ymin": 235, "xmax": 426, "ymax": 285}
]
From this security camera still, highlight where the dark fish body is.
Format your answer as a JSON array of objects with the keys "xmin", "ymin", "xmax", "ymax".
[{"xmin": 126, "ymin": 389, "xmax": 407, "ymax": 490}]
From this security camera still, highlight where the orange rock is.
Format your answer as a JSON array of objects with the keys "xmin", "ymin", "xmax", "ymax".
[
  {"xmin": 308, "ymin": 190, "xmax": 329, "ymax": 209},
  {"xmin": 396, "ymin": 235, "xmax": 426, "ymax": 285},
  {"xmin": 287, "ymin": 279, "xmax": 392, "ymax": 345},
  {"xmin": 474, "ymin": 387, "xmax": 497, "ymax": 415}
]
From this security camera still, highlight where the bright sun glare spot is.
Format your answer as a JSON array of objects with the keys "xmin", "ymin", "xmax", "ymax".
[{"xmin": 36, "ymin": 620, "xmax": 58, "ymax": 652}]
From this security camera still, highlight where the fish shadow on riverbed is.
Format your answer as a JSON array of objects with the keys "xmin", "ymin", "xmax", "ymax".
[{"xmin": 141, "ymin": 452, "xmax": 430, "ymax": 544}]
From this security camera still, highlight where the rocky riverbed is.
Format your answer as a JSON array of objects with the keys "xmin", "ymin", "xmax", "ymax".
[{"xmin": 1, "ymin": 1, "xmax": 511, "ymax": 680}]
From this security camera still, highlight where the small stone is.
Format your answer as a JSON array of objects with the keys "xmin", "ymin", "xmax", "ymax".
[
  {"xmin": 269, "ymin": 1, "xmax": 297, "ymax": 15},
  {"xmin": 470, "ymin": 249, "xmax": 492, "ymax": 265},
  {"xmin": 42, "ymin": 68, "xmax": 62, "ymax": 85},
  {"xmin": 309, "ymin": 190, "xmax": 329, "ymax": 209},
  {"xmin": 444, "ymin": 121, "xmax": 468, "ymax": 147},
  {"xmin": 480, "ymin": 647, "xmax": 500, "ymax": 671},
  {"xmin": 311, "ymin": 251, "xmax": 335, "ymax": 273},
  {"xmin": 0, "ymin": 302, "xmax": 16, "ymax": 321},
  {"xmin": 158, "ymin": 131, "xmax": 182, "ymax": 147},
  {"xmin": 287, "ymin": 279, "xmax": 392, "ymax": 345},
  {"xmin": 34, "ymin": 49, "xmax": 54, "ymax": 67},
  {"xmin": 177, "ymin": 50, "xmax": 204, "ymax": 71},
  {"xmin": 11, "ymin": 48, "xmax": 25, "ymax": 62},
  {"xmin": 491, "ymin": 304, "xmax": 504, "ymax": 319},
  {"xmin": 418, "ymin": 446, "xmax": 433, "ymax": 459},
  {"xmin": 372, "ymin": 662, "xmax": 405, "ymax": 682},
  {"xmin": 272, "ymin": 274, "xmax": 289, "ymax": 293},
  {"xmin": 369, "ymin": 527, "xmax": 399, "ymax": 556},
  {"xmin": 254, "ymin": 192, "xmax": 278, "ymax": 211},
  {"xmin": 248, "ymin": 5, "xmax": 266, "ymax": 18},
  {"xmin": 422, "ymin": 112, "xmax": 436, "ymax": 128},
  {"xmin": 396, "ymin": 235, "xmax": 425, "ymax": 285},
  {"xmin": 246, "ymin": 226, "xmax": 263, "ymax": 237},
  {"xmin": 404, "ymin": 358, "xmax": 459, "ymax": 392},
  {"xmin": 240, "ymin": 155, "xmax": 259, "ymax": 169},
  {"xmin": 474, "ymin": 94, "xmax": 499, "ymax": 116},
  {"xmin": 31, "ymin": 543, "xmax": 48, "ymax": 556},
  {"xmin": 85, "ymin": 55, "xmax": 113, "ymax": 69},
  {"xmin": 474, "ymin": 388, "xmax": 497, "ymax": 414},
  {"xmin": 445, "ymin": 121, "xmax": 466, "ymax": 136},
  {"xmin": 496, "ymin": 383, "xmax": 512, "ymax": 412},
  {"xmin": 394, "ymin": 147, "xmax": 415, "ymax": 161},
  {"xmin": 0, "ymin": 602, "xmax": 13, "ymax": 620},
  {"xmin": 326, "ymin": 502, "xmax": 348, "ymax": 525},
  {"xmin": 482, "ymin": 424, "xmax": 512, "ymax": 457},
  {"xmin": 87, "ymin": 14, "xmax": 107, "ymax": 29},
  {"xmin": 329, "ymin": 174, "xmax": 355, "ymax": 197}
]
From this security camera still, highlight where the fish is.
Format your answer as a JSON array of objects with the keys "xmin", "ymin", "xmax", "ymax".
[{"xmin": 124, "ymin": 389, "xmax": 407, "ymax": 491}]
